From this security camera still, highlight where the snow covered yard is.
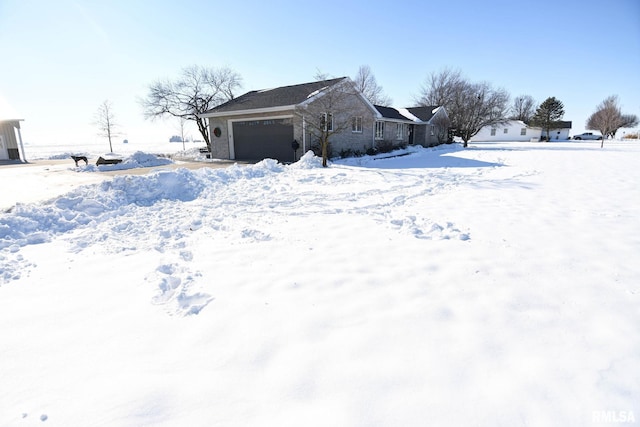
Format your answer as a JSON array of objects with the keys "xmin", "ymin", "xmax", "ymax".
[{"xmin": 0, "ymin": 141, "xmax": 638, "ymax": 426}]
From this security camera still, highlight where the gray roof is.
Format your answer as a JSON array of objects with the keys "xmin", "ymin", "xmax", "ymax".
[
  {"xmin": 205, "ymin": 77, "xmax": 347, "ymax": 113},
  {"xmin": 406, "ymin": 107, "xmax": 440, "ymax": 122},
  {"xmin": 374, "ymin": 105, "xmax": 441, "ymax": 122},
  {"xmin": 374, "ymin": 105, "xmax": 408, "ymax": 121},
  {"xmin": 555, "ymin": 121, "xmax": 572, "ymax": 129}
]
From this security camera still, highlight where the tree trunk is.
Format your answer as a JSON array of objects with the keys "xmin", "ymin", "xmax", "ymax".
[
  {"xmin": 321, "ymin": 137, "xmax": 328, "ymax": 167},
  {"xmin": 196, "ymin": 117, "xmax": 211, "ymax": 151},
  {"xmin": 107, "ymin": 129, "xmax": 113, "ymax": 153}
]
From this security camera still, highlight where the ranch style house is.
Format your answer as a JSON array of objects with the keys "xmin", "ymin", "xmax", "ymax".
[{"xmin": 200, "ymin": 77, "xmax": 450, "ymax": 163}]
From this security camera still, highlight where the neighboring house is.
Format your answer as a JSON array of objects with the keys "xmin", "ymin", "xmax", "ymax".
[
  {"xmin": 470, "ymin": 120, "xmax": 573, "ymax": 143},
  {"xmin": 470, "ymin": 120, "xmax": 542, "ymax": 142},
  {"xmin": 200, "ymin": 77, "xmax": 449, "ymax": 163},
  {"xmin": 0, "ymin": 119, "xmax": 26, "ymax": 161},
  {"xmin": 546, "ymin": 121, "xmax": 572, "ymax": 141}
]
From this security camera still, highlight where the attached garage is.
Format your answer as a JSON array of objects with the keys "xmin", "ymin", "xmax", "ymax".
[{"xmin": 231, "ymin": 118, "xmax": 294, "ymax": 163}]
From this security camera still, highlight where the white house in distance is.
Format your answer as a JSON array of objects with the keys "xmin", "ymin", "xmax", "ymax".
[
  {"xmin": 470, "ymin": 120, "xmax": 572, "ymax": 142},
  {"xmin": 470, "ymin": 120, "xmax": 541, "ymax": 142},
  {"xmin": 546, "ymin": 121, "xmax": 572, "ymax": 141}
]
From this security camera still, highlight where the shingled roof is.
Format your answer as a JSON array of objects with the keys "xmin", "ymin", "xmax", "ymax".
[
  {"xmin": 405, "ymin": 106, "xmax": 441, "ymax": 122},
  {"xmin": 374, "ymin": 105, "xmax": 442, "ymax": 122},
  {"xmin": 374, "ymin": 105, "xmax": 409, "ymax": 121},
  {"xmin": 204, "ymin": 77, "xmax": 348, "ymax": 114}
]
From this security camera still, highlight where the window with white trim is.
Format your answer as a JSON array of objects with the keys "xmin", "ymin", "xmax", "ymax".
[
  {"xmin": 375, "ymin": 121, "xmax": 384, "ymax": 139},
  {"xmin": 321, "ymin": 113, "xmax": 333, "ymax": 132},
  {"xmin": 430, "ymin": 125, "xmax": 435, "ymax": 136},
  {"xmin": 396, "ymin": 123, "xmax": 405, "ymax": 140},
  {"xmin": 503, "ymin": 128, "xmax": 508, "ymax": 134},
  {"xmin": 352, "ymin": 116, "xmax": 362, "ymax": 133},
  {"xmin": 490, "ymin": 128, "xmax": 496, "ymax": 136},
  {"xmin": 520, "ymin": 128, "xmax": 527, "ymax": 136}
]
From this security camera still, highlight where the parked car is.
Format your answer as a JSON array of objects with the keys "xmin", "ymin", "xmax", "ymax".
[{"xmin": 573, "ymin": 132, "xmax": 602, "ymax": 140}]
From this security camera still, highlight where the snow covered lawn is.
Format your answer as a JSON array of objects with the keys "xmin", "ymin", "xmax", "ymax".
[{"xmin": 1, "ymin": 141, "xmax": 638, "ymax": 426}]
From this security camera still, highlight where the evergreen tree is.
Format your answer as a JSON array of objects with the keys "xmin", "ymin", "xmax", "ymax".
[{"xmin": 531, "ymin": 97, "xmax": 565, "ymax": 141}]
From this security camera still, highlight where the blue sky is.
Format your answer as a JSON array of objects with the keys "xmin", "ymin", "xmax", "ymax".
[{"xmin": 1, "ymin": 0, "xmax": 639, "ymax": 147}]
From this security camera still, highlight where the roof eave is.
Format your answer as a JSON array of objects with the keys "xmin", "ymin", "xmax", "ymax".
[
  {"xmin": 199, "ymin": 105, "xmax": 297, "ymax": 118},
  {"xmin": 379, "ymin": 117, "xmax": 417, "ymax": 124}
]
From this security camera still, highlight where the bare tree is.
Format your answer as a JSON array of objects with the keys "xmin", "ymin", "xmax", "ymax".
[
  {"xmin": 531, "ymin": 97, "xmax": 565, "ymax": 141},
  {"xmin": 415, "ymin": 69, "xmax": 508, "ymax": 146},
  {"xmin": 353, "ymin": 65, "xmax": 392, "ymax": 106},
  {"xmin": 296, "ymin": 78, "xmax": 363, "ymax": 167},
  {"xmin": 314, "ymin": 69, "xmax": 331, "ymax": 81},
  {"xmin": 415, "ymin": 68, "xmax": 465, "ymax": 107},
  {"xmin": 94, "ymin": 100, "xmax": 119, "ymax": 153},
  {"xmin": 141, "ymin": 65, "xmax": 242, "ymax": 150},
  {"xmin": 449, "ymin": 82, "xmax": 511, "ymax": 147},
  {"xmin": 587, "ymin": 95, "xmax": 639, "ymax": 147},
  {"xmin": 510, "ymin": 95, "xmax": 537, "ymax": 123}
]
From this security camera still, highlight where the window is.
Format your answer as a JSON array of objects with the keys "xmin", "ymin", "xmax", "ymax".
[
  {"xmin": 396, "ymin": 123, "xmax": 405, "ymax": 140},
  {"xmin": 430, "ymin": 125, "xmax": 435, "ymax": 136},
  {"xmin": 375, "ymin": 121, "xmax": 384, "ymax": 139},
  {"xmin": 352, "ymin": 116, "xmax": 362, "ymax": 133},
  {"xmin": 503, "ymin": 128, "xmax": 508, "ymax": 134},
  {"xmin": 520, "ymin": 128, "xmax": 527, "ymax": 136},
  {"xmin": 490, "ymin": 128, "xmax": 496, "ymax": 136},
  {"xmin": 321, "ymin": 113, "xmax": 333, "ymax": 132}
]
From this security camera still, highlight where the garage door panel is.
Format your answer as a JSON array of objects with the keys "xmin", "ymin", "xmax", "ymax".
[{"xmin": 232, "ymin": 118, "xmax": 294, "ymax": 162}]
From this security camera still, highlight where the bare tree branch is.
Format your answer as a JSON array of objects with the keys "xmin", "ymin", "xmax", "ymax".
[
  {"xmin": 451, "ymin": 82, "xmax": 511, "ymax": 146},
  {"xmin": 587, "ymin": 95, "xmax": 639, "ymax": 147},
  {"xmin": 415, "ymin": 68, "xmax": 510, "ymax": 146},
  {"xmin": 415, "ymin": 68, "xmax": 465, "ymax": 107},
  {"xmin": 510, "ymin": 95, "xmax": 537, "ymax": 123},
  {"xmin": 140, "ymin": 65, "xmax": 242, "ymax": 149},
  {"xmin": 353, "ymin": 65, "xmax": 392, "ymax": 106}
]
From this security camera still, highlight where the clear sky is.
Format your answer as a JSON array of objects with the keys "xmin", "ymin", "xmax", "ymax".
[{"xmin": 1, "ymin": 0, "xmax": 639, "ymax": 147}]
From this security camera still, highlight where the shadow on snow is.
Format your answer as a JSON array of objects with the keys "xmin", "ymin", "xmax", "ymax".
[{"xmin": 358, "ymin": 151, "xmax": 503, "ymax": 170}]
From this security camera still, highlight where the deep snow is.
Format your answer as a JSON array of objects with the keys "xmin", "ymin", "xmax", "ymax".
[{"xmin": 1, "ymin": 141, "xmax": 639, "ymax": 426}]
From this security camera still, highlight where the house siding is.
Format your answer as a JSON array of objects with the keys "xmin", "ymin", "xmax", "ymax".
[
  {"xmin": 470, "ymin": 120, "xmax": 542, "ymax": 142},
  {"xmin": 547, "ymin": 127, "xmax": 571, "ymax": 141},
  {"xmin": 423, "ymin": 124, "xmax": 440, "ymax": 147},
  {"xmin": 0, "ymin": 122, "xmax": 20, "ymax": 160},
  {"xmin": 372, "ymin": 120, "xmax": 411, "ymax": 149},
  {"xmin": 208, "ymin": 109, "xmax": 296, "ymax": 159},
  {"xmin": 302, "ymin": 91, "xmax": 377, "ymax": 157}
]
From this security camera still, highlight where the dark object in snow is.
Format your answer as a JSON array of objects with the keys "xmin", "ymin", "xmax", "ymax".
[
  {"xmin": 71, "ymin": 155, "xmax": 88, "ymax": 166},
  {"xmin": 96, "ymin": 156, "xmax": 123, "ymax": 166},
  {"xmin": 199, "ymin": 146, "xmax": 212, "ymax": 159}
]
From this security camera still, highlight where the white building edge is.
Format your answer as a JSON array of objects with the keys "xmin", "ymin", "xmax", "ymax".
[{"xmin": 470, "ymin": 120, "xmax": 572, "ymax": 142}]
